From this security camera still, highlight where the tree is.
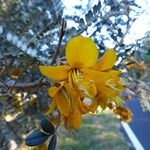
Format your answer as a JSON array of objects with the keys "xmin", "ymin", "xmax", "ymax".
[{"xmin": 0, "ymin": 0, "xmax": 143, "ymax": 149}]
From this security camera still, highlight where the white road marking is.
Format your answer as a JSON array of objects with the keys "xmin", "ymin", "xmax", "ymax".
[{"xmin": 121, "ymin": 122, "xmax": 145, "ymax": 150}]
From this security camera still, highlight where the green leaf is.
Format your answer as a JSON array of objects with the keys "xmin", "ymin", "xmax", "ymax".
[
  {"xmin": 19, "ymin": 54, "xmax": 37, "ymax": 62},
  {"xmin": 85, "ymin": 11, "xmax": 92, "ymax": 24},
  {"xmin": 40, "ymin": 116, "xmax": 55, "ymax": 134},
  {"xmin": 118, "ymin": 28, "xmax": 123, "ymax": 37},
  {"xmin": 48, "ymin": 134, "xmax": 57, "ymax": 150},
  {"xmin": 69, "ymin": 27, "xmax": 77, "ymax": 36},
  {"xmin": 79, "ymin": 18, "xmax": 85, "ymax": 28},
  {"xmin": 19, "ymin": 54, "xmax": 30, "ymax": 61},
  {"xmin": 25, "ymin": 130, "xmax": 49, "ymax": 146},
  {"xmin": 97, "ymin": 1, "xmax": 101, "ymax": 9},
  {"xmin": 93, "ymin": 5, "xmax": 99, "ymax": 14},
  {"xmin": 111, "ymin": 34, "xmax": 117, "ymax": 41}
]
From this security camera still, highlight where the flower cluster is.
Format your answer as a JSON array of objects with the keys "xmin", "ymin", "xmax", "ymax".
[{"xmin": 39, "ymin": 35, "xmax": 131, "ymax": 129}]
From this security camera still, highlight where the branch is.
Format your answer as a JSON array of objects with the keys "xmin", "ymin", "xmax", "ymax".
[
  {"xmin": 0, "ymin": 79, "xmax": 50, "ymax": 89},
  {"xmin": 114, "ymin": 10, "xmax": 144, "ymax": 49},
  {"xmin": 12, "ymin": 80, "xmax": 50, "ymax": 88},
  {"xmin": 114, "ymin": 18, "xmax": 136, "ymax": 49},
  {"xmin": 0, "ymin": 78, "xmax": 9, "ymax": 90},
  {"xmin": 51, "ymin": 18, "xmax": 67, "ymax": 65}
]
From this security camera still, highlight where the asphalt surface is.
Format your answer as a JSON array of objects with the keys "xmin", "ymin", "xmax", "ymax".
[{"xmin": 124, "ymin": 96, "xmax": 150, "ymax": 150}]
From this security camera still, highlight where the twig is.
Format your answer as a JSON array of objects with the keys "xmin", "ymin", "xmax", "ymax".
[
  {"xmin": 1, "ymin": 49, "xmax": 8, "ymax": 67},
  {"xmin": 114, "ymin": 0, "xmax": 131, "ymax": 49},
  {"xmin": 0, "ymin": 79, "xmax": 50, "ymax": 89},
  {"xmin": 51, "ymin": 18, "xmax": 66, "ymax": 65},
  {"xmin": 114, "ymin": 18, "xmax": 136, "ymax": 49},
  {"xmin": 114, "ymin": 10, "xmax": 145, "ymax": 49},
  {"xmin": 11, "ymin": 80, "xmax": 50, "ymax": 88},
  {"xmin": 125, "ymin": 0, "xmax": 130, "ymax": 27},
  {"xmin": 0, "ymin": 47, "xmax": 8, "ymax": 72},
  {"xmin": 0, "ymin": 78, "xmax": 9, "ymax": 90}
]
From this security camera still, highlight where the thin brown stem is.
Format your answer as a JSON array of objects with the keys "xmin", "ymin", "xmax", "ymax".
[
  {"xmin": 0, "ymin": 78, "xmax": 9, "ymax": 90},
  {"xmin": 0, "ymin": 48, "xmax": 8, "ymax": 72},
  {"xmin": 0, "ymin": 79, "xmax": 50, "ymax": 89},
  {"xmin": 51, "ymin": 18, "xmax": 66, "ymax": 65},
  {"xmin": 114, "ymin": 10, "xmax": 145, "ymax": 49},
  {"xmin": 114, "ymin": 18, "xmax": 136, "ymax": 49}
]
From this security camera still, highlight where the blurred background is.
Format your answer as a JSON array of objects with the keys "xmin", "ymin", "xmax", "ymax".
[{"xmin": 0, "ymin": 0, "xmax": 150, "ymax": 149}]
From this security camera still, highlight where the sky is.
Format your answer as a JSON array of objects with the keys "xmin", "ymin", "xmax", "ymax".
[
  {"xmin": 63, "ymin": 0, "xmax": 150, "ymax": 45},
  {"xmin": 124, "ymin": 0, "xmax": 150, "ymax": 44}
]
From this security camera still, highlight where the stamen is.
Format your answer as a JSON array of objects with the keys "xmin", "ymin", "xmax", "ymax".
[
  {"xmin": 112, "ymin": 96, "xmax": 123, "ymax": 106},
  {"xmin": 72, "ymin": 69, "xmax": 96, "ymax": 99},
  {"xmin": 105, "ymin": 79, "xmax": 120, "ymax": 91}
]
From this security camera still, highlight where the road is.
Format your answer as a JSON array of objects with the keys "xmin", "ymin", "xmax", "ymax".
[{"xmin": 122, "ymin": 95, "xmax": 150, "ymax": 150}]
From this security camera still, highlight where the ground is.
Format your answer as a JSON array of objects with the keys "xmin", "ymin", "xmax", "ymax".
[{"xmin": 57, "ymin": 111, "xmax": 129, "ymax": 150}]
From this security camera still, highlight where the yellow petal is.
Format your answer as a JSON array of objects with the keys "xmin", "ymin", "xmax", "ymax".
[
  {"xmin": 81, "ymin": 69, "xmax": 121, "ymax": 84},
  {"xmin": 79, "ymin": 79, "xmax": 97, "ymax": 98},
  {"xmin": 81, "ymin": 69, "xmax": 123, "ymax": 110},
  {"xmin": 66, "ymin": 35, "xmax": 99, "ymax": 68},
  {"xmin": 49, "ymin": 118, "xmax": 60, "ymax": 126},
  {"xmin": 48, "ymin": 82, "xmax": 65, "ymax": 97},
  {"xmin": 68, "ymin": 70, "xmax": 73, "ymax": 87},
  {"xmin": 76, "ymin": 97, "xmax": 90, "ymax": 114},
  {"xmin": 94, "ymin": 48, "xmax": 117, "ymax": 71},
  {"xmin": 69, "ymin": 110, "xmax": 81, "ymax": 129},
  {"xmin": 48, "ymin": 87, "xmax": 59, "ymax": 97},
  {"xmin": 39, "ymin": 65, "xmax": 71, "ymax": 80},
  {"xmin": 82, "ymin": 98, "xmax": 98, "ymax": 113},
  {"xmin": 108, "ymin": 70, "xmax": 121, "ymax": 77},
  {"xmin": 88, "ymin": 99, "xmax": 98, "ymax": 113},
  {"xmin": 96, "ymin": 79, "xmax": 123, "ymax": 109},
  {"xmin": 95, "ymin": 85, "xmax": 113, "ymax": 110},
  {"xmin": 106, "ymin": 70, "xmax": 124, "ymax": 91},
  {"xmin": 45, "ymin": 100, "xmax": 56, "ymax": 115},
  {"xmin": 97, "ymin": 96, "xmax": 108, "ymax": 110},
  {"xmin": 54, "ymin": 91, "xmax": 71, "ymax": 116},
  {"xmin": 64, "ymin": 78, "xmax": 84, "ymax": 101},
  {"xmin": 81, "ymin": 69, "xmax": 110, "ymax": 83},
  {"xmin": 64, "ymin": 110, "xmax": 82, "ymax": 129}
]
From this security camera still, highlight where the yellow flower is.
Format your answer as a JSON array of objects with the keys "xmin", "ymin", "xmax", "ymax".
[
  {"xmin": 46, "ymin": 80, "xmax": 92, "ymax": 129},
  {"xmin": 39, "ymin": 35, "xmax": 124, "ymax": 129}
]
